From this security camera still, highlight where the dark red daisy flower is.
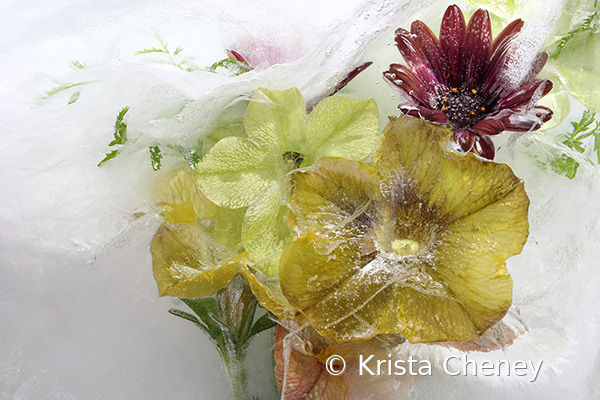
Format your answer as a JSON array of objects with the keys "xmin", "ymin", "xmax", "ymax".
[{"xmin": 383, "ymin": 4, "xmax": 553, "ymax": 159}]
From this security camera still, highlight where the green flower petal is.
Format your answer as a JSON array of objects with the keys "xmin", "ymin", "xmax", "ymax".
[
  {"xmin": 303, "ymin": 96, "xmax": 379, "ymax": 164},
  {"xmin": 194, "ymin": 137, "xmax": 277, "ymax": 208},
  {"xmin": 244, "ymin": 87, "xmax": 306, "ymax": 149},
  {"xmin": 151, "ymin": 223, "xmax": 242, "ymax": 298},
  {"xmin": 538, "ymin": 80, "xmax": 571, "ymax": 129},
  {"xmin": 554, "ymin": 32, "xmax": 600, "ymax": 113},
  {"xmin": 242, "ymin": 183, "xmax": 294, "ymax": 269},
  {"xmin": 214, "ymin": 206, "xmax": 247, "ymax": 254}
]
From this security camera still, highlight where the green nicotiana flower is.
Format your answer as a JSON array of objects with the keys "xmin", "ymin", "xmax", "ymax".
[
  {"xmin": 279, "ymin": 115, "xmax": 530, "ymax": 343},
  {"xmin": 194, "ymin": 87, "xmax": 380, "ymax": 273}
]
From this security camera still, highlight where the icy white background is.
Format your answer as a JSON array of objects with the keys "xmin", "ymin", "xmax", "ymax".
[{"xmin": 1, "ymin": 0, "xmax": 599, "ymax": 399}]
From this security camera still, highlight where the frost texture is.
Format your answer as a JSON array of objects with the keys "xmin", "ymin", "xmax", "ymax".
[{"xmin": 1, "ymin": 0, "xmax": 599, "ymax": 399}]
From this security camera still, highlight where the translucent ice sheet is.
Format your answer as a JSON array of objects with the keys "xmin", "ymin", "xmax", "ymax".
[{"xmin": 1, "ymin": 0, "xmax": 599, "ymax": 399}]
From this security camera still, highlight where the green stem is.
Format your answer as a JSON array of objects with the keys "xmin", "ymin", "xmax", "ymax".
[{"xmin": 222, "ymin": 346, "xmax": 249, "ymax": 400}]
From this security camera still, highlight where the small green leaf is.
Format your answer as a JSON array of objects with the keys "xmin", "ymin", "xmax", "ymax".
[
  {"xmin": 168, "ymin": 308, "xmax": 216, "ymax": 340},
  {"xmin": 135, "ymin": 47, "xmax": 169, "ymax": 55},
  {"xmin": 550, "ymin": 6, "xmax": 598, "ymax": 58},
  {"xmin": 247, "ymin": 312, "xmax": 277, "ymax": 340},
  {"xmin": 549, "ymin": 110, "xmax": 599, "ymax": 179},
  {"xmin": 550, "ymin": 154, "xmax": 580, "ymax": 179},
  {"xmin": 97, "ymin": 150, "xmax": 118, "ymax": 167},
  {"xmin": 149, "ymin": 145, "xmax": 162, "ymax": 171},
  {"xmin": 208, "ymin": 58, "xmax": 252, "ymax": 75},
  {"xmin": 43, "ymin": 82, "xmax": 86, "ymax": 99},
  {"xmin": 109, "ymin": 106, "xmax": 129, "ymax": 146},
  {"xmin": 68, "ymin": 91, "xmax": 80, "ymax": 104},
  {"xmin": 173, "ymin": 46, "xmax": 184, "ymax": 55},
  {"xmin": 69, "ymin": 61, "xmax": 86, "ymax": 70},
  {"xmin": 180, "ymin": 297, "xmax": 222, "ymax": 337}
]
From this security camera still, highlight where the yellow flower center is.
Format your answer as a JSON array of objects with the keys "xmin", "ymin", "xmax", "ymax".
[{"xmin": 391, "ymin": 239, "xmax": 420, "ymax": 257}]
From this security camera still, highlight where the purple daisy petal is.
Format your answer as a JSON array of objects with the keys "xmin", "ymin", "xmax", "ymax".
[
  {"xmin": 384, "ymin": 64, "xmax": 435, "ymax": 106},
  {"xmin": 400, "ymin": 106, "xmax": 450, "ymax": 124},
  {"xmin": 384, "ymin": 4, "xmax": 553, "ymax": 160},
  {"xmin": 463, "ymin": 9, "xmax": 493, "ymax": 88},
  {"xmin": 411, "ymin": 20, "xmax": 447, "ymax": 85},
  {"xmin": 499, "ymin": 79, "xmax": 553, "ymax": 111},
  {"xmin": 394, "ymin": 28, "xmax": 444, "ymax": 92},
  {"xmin": 470, "ymin": 118, "xmax": 505, "ymax": 136},
  {"xmin": 492, "ymin": 18, "xmax": 524, "ymax": 53},
  {"xmin": 452, "ymin": 129, "xmax": 475, "ymax": 152},
  {"xmin": 500, "ymin": 106, "xmax": 553, "ymax": 132},
  {"xmin": 483, "ymin": 19, "xmax": 524, "ymax": 94},
  {"xmin": 394, "ymin": 28, "xmax": 428, "ymax": 70},
  {"xmin": 440, "ymin": 5, "xmax": 466, "ymax": 88},
  {"xmin": 472, "ymin": 134, "xmax": 495, "ymax": 159},
  {"xmin": 522, "ymin": 52, "xmax": 549, "ymax": 83}
]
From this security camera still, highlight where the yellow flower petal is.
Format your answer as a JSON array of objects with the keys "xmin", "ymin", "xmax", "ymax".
[
  {"xmin": 288, "ymin": 157, "xmax": 378, "ymax": 238},
  {"xmin": 280, "ymin": 116, "xmax": 530, "ymax": 343},
  {"xmin": 376, "ymin": 115, "xmax": 525, "ymax": 224},
  {"xmin": 240, "ymin": 262, "xmax": 296, "ymax": 320},
  {"xmin": 155, "ymin": 167, "xmax": 218, "ymax": 223},
  {"xmin": 151, "ymin": 223, "xmax": 242, "ymax": 298}
]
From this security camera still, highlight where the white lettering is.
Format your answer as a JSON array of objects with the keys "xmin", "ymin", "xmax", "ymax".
[
  {"xmin": 497, "ymin": 360, "xmax": 510, "ymax": 376},
  {"xmin": 443, "ymin": 355, "xmax": 461, "ymax": 376},
  {"xmin": 529, "ymin": 360, "xmax": 543, "ymax": 382},
  {"xmin": 419, "ymin": 361, "xmax": 432, "ymax": 376},
  {"xmin": 463, "ymin": 354, "xmax": 477, "ymax": 376},
  {"xmin": 377, "ymin": 359, "xmax": 386, "ymax": 376},
  {"xmin": 513, "ymin": 360, "xmax": 527, "ymax": 376},
  {"xmin": 408, "ymin": 355, "xmax": 418, "ymax": 376},
  {"xmin": 394, "ymin": 360, "xmax": 406, "ymax": 375},
  {"xmin": 480, "ymin": 360, "xmax": 494, "ymax": 376},
  {"xmin": 359, "ymin": 355, "xmax": 375, "ymax": 376}
]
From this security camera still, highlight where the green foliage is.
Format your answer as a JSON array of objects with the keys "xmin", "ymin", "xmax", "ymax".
[
  {"xmin": 43, "ymin": 82, "xmax": 86, "ymax": 99},
  {"xmin": 135, "ymin": 38, "xmax": 200, "ymax": 71},
  {"xmin": 135, "ymin": 37, "xmax": 174, "ymax": 55},
  {"xmin": 550, "ymin": 110, "xmax": 600, "ymax": 178},
  {"xmin": 98, "ymin": 107, "xmax": 129, "ymax": 166},
  {"xmin": 69, "ymin": 61, "xmax": 86, "ymax": 69},
  {"xmin": 550, "ymin": 2, "xmax": 598, "ymax": 58},
  {"xmin": 68, "ymin": 91, "xmax": 81, "ymax": 104},
  {"xmin": 149, "ymin": 145, "xmax": 162, "ymax": 171},
  {"xmin": 208, "ymin": 58, "xmax": 252, "ymax": 76},
  {"xmin": 169, "ymin": 278, "xmax": 277, "ymax": 400}
]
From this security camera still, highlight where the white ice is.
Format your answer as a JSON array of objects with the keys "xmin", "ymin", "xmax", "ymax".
[{"xmin": 1, "ymin": 0, "xmax": 599, "ymax": 399}]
